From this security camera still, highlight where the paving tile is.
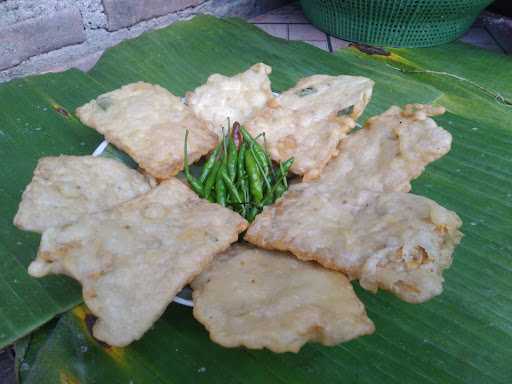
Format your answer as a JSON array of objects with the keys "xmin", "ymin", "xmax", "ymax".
[
  {"xmin": 289, "ymin": 23, "xmax": 326, "ymax": 41},
  {"xmin": 0, "ymin": 348, "xmax": 14, "ymax": 384},
  {"xmin": 329, "ymin": 36, "xmax": 350, "ymax": 52},
  {"xmin": 471, "ymin": 16, "xmax": 485, "ymax": 28},
  {"xmin": 304, "ymin": 40, "xmax": 329, "ymax": 51},
  {"xmin": 249, "ymin": 3, "xmax": 308, "ymax": 24},
  {"xmin": 254, "ymin": 23, "xmax": 288, "ymax": 39},
  {"xmin": 485, "ymin": 19, "xmax": 512, "ymax": 54},
  {"xmin": 459, "ymin": 27, "xmax": 504, "ymax": 53}
]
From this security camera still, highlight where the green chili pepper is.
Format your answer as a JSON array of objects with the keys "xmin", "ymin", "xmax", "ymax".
[
  {"xmin": 238, "ymin": 170, "xmax": 250, "ymax": 209},
  {"xmin": 213, "ymin": 134, "xmax": 230, "ymax": 207},
  {"xmin": 262, "ymin": 182, "xmax": 283, "ymax": 207},
  {"xmin": 261, "ymin": 174, "xmax": 280, "ymax": 206},
  {"xmin": 227, "ymin": 133, "xmax": 238, "ymax": 181},
  {"xmin": 262, "ymin": 133, "xmax": 274, "ymax": 177},
  {"xmin": 221, "ymin": 168, "xmax": 242, "ymax": 206},
  {"xmin": 247, "ymin": 206, "xmax": 259, "ymax": 222},
  {"xmin": 204, "ymin": 160, "xmax": 222, "ymax": 199},
  {"xmin": 183, "ymin": 130, "xmax": 204, "ymax": 197},
  {"xmin": 231, "ymin": 143, "xmax": 248, "ymax": 216},
  {"xmin": 261, "ymin": 189, "xmax": 274, "ymax": 206},
  {"xmin": 241, "ymin": 177, "xmax": 250, "ymax": 204},
  {"xmin": 274, "ymin": 183, "xmax": 286, "ymax": 200},
  {"xmin": 240, "ymin": 126, "xmax": 257, "ymax": 145},
  {"xmin": 249, "ymin": 143, "xmax": 272, "ymax": 193},
  {"xmin": 215, "ymin": 168, "xmax": 227, "ymax": 207},
  {"xmin": 245, "ymin": 150, "xmax": 263, "ymax": 203},
  {"xmin": 254, "ymin": 145, "xmax": 269, "ymax": 176},
  {"xmin": 240, "ymin": 127, "xmax": 269, "ymax": 175},
  {"xmin": 233, "ymin": 122, "xmax": 242, "ymax": 149},
  {"xmin": 234, "ymin": 177, "xmax": 249, "ymax": 218},
  {"xmin": 204, "ymin": 135, "xmax": 227, "ymax": 199},
  {"xmin": 260, "ymin": 157, "xmax": 294, "ymax": 205},
  {"xmin": 278, "ymin": 158, "xmax": 294, "ymax": 182},
  {"xmin": 237, "ymin": 143, "xmax": 247, "ymax": 181},
  {"xmin": 199, "ymin": 142, "xmax": 221, "ymax": 184},
  {"xmin": 273, "ymin": 157, "xmax": 294, "ymax": 200}
]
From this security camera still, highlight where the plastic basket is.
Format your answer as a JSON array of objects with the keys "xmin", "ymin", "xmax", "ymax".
[{"xmin": 299, "ymin": 0, "xmax": 494, "ymax": 47}]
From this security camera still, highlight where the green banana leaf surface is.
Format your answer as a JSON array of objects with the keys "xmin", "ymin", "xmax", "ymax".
[{"xmin": 0, "ymin": 15, "xmax": 510, "ymax": 383}]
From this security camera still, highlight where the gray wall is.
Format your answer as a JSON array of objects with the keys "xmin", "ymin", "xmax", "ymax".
[{"xmin": 0, "ymin": 0, "xmax": 291, "ymax": 82}]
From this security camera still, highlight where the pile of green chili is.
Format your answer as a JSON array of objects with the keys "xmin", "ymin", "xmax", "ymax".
[{"xmin": 184, "ymin": 121, "xmax": 293, "ymax": 221}]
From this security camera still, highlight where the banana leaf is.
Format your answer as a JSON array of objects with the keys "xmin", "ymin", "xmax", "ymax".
[{"xmin": 0, "ymin": 15, "xmax": 510, "ymax": 383}]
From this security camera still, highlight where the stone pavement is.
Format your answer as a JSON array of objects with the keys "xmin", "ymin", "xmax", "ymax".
[
  {"xmin": 0, "ymin": 348, "xmax": 14, "ymax": 384},
  {"xmin": 70, "ymin": 2, "xmax": 510, "ymax": 73},
  {"xmin": 250, "ymin": 3, "xmax": 511, "ymax": 54}
]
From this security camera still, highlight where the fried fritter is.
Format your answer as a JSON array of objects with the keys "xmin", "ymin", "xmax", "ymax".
[
  {"xmin": 13, "ymin": 156, "xmax": 151, "ymax": 233},
  {"xmin": 245, "ymin": 105, "xmax": 463, "ymax": 303},
  {"xmin": 186, "ymin": 63, "xmax": 273, "ymax": 136},
  {"xmin": 191, "ymin": 244, "xmax": 374, "ymax": 353},
  {"xmin": 30, "ymin": 178, "xmax": 248, "ymax": 346},
  {"xmin": 246, "ymin": 191, "xmax": 462, "ymax": 303},
  {"xmin": 317, "ymin": 104, "xmax": 452, "ymax": 193},
  {"xmin": 246, "ymin": 75, "xmax": 374, "ymax": 180},
  {"xmin": 76, "ymin": 82, "xmax": 217, "ymax": 179}
]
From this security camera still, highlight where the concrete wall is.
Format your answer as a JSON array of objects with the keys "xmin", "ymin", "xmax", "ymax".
[{"xmin": 0, "ymin": 0, "xmax": 291, "ymax": 83}]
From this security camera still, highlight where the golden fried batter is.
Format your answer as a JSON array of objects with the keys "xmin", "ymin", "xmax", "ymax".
[
  {"xmin": 245, "ymin": 105, "xmax": 462, "ymax": 303},
  {"xmin": 76, "ymin": 82, "xmax": 217, "ymax": 179},
  {"xmin": 30, "ymin": 179, "xmax": 247, "ymax": 346},
  {"xmin": 246, "ymin": 75, "xmax": 374, "ymax": 180},
  {"xmin": 192, "ymin": 244, "xmax": 374, "ymax": 352},
  {"xmin": 186, "ymin": 63, "xmax": 273, "ymax": 136},
  {"xmin": 13, "ymin": 156, "xmax": 151, "ymax": 233}
]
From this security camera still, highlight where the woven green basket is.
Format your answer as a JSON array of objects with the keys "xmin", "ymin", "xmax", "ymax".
[{"xmin": 299, "ymin": 0, "xmax": 493, "ymax": 47}]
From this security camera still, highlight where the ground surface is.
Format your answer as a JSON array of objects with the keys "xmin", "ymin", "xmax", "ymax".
[
  {"xmin": 1, "ymin": 2, "xmax": 511, "ymax": 384},
  {"xmin": 249, "ymin": 3, "xmax": 512, "ymax": 54}
]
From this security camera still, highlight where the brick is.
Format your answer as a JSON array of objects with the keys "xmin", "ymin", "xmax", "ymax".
[
  {"xmin": 0, "ymin": 8, "xmax": 86, "ymax": 71},
  {"xmin": 103, "ymin": 0, "xmax": 203, "ymax": 31}
]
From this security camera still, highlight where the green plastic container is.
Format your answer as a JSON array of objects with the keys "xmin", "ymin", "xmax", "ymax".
[{"xmin": 299, "ymin": 0, "xmax": 494, "ymax": 47}]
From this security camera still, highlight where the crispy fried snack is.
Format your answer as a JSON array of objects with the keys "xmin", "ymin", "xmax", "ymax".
[
  {"xmin": 246, "ymin": 191, "xmax": 462, "ymax": 303},
  {"xmin": 316, "ymin": 104, "xmax": 453, "ymax": 193},
  {"xmin": 186, "ymin": 63, "xmax": 273, "ymax": 135},
  {"xmin": 30, "ymin": 179, "xmax": 248, "ymax": 346},
  {"xmin": 13, "ymin": 156, "xmax": 152, "ymax": 233},
  {"xmin": 191, "ymin": 244, "xmax": 374, "ymax": 353},
  {"xmin": 246, "ymin": 75, "xmax": 374, "ymax": 180},
  {"xmin": 76, "ymin": 82, "xmax": 217, "ymax": 179},
  {"xmin": 245, "ymin": 105, "xmax": 463, "ymax": 303}
]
